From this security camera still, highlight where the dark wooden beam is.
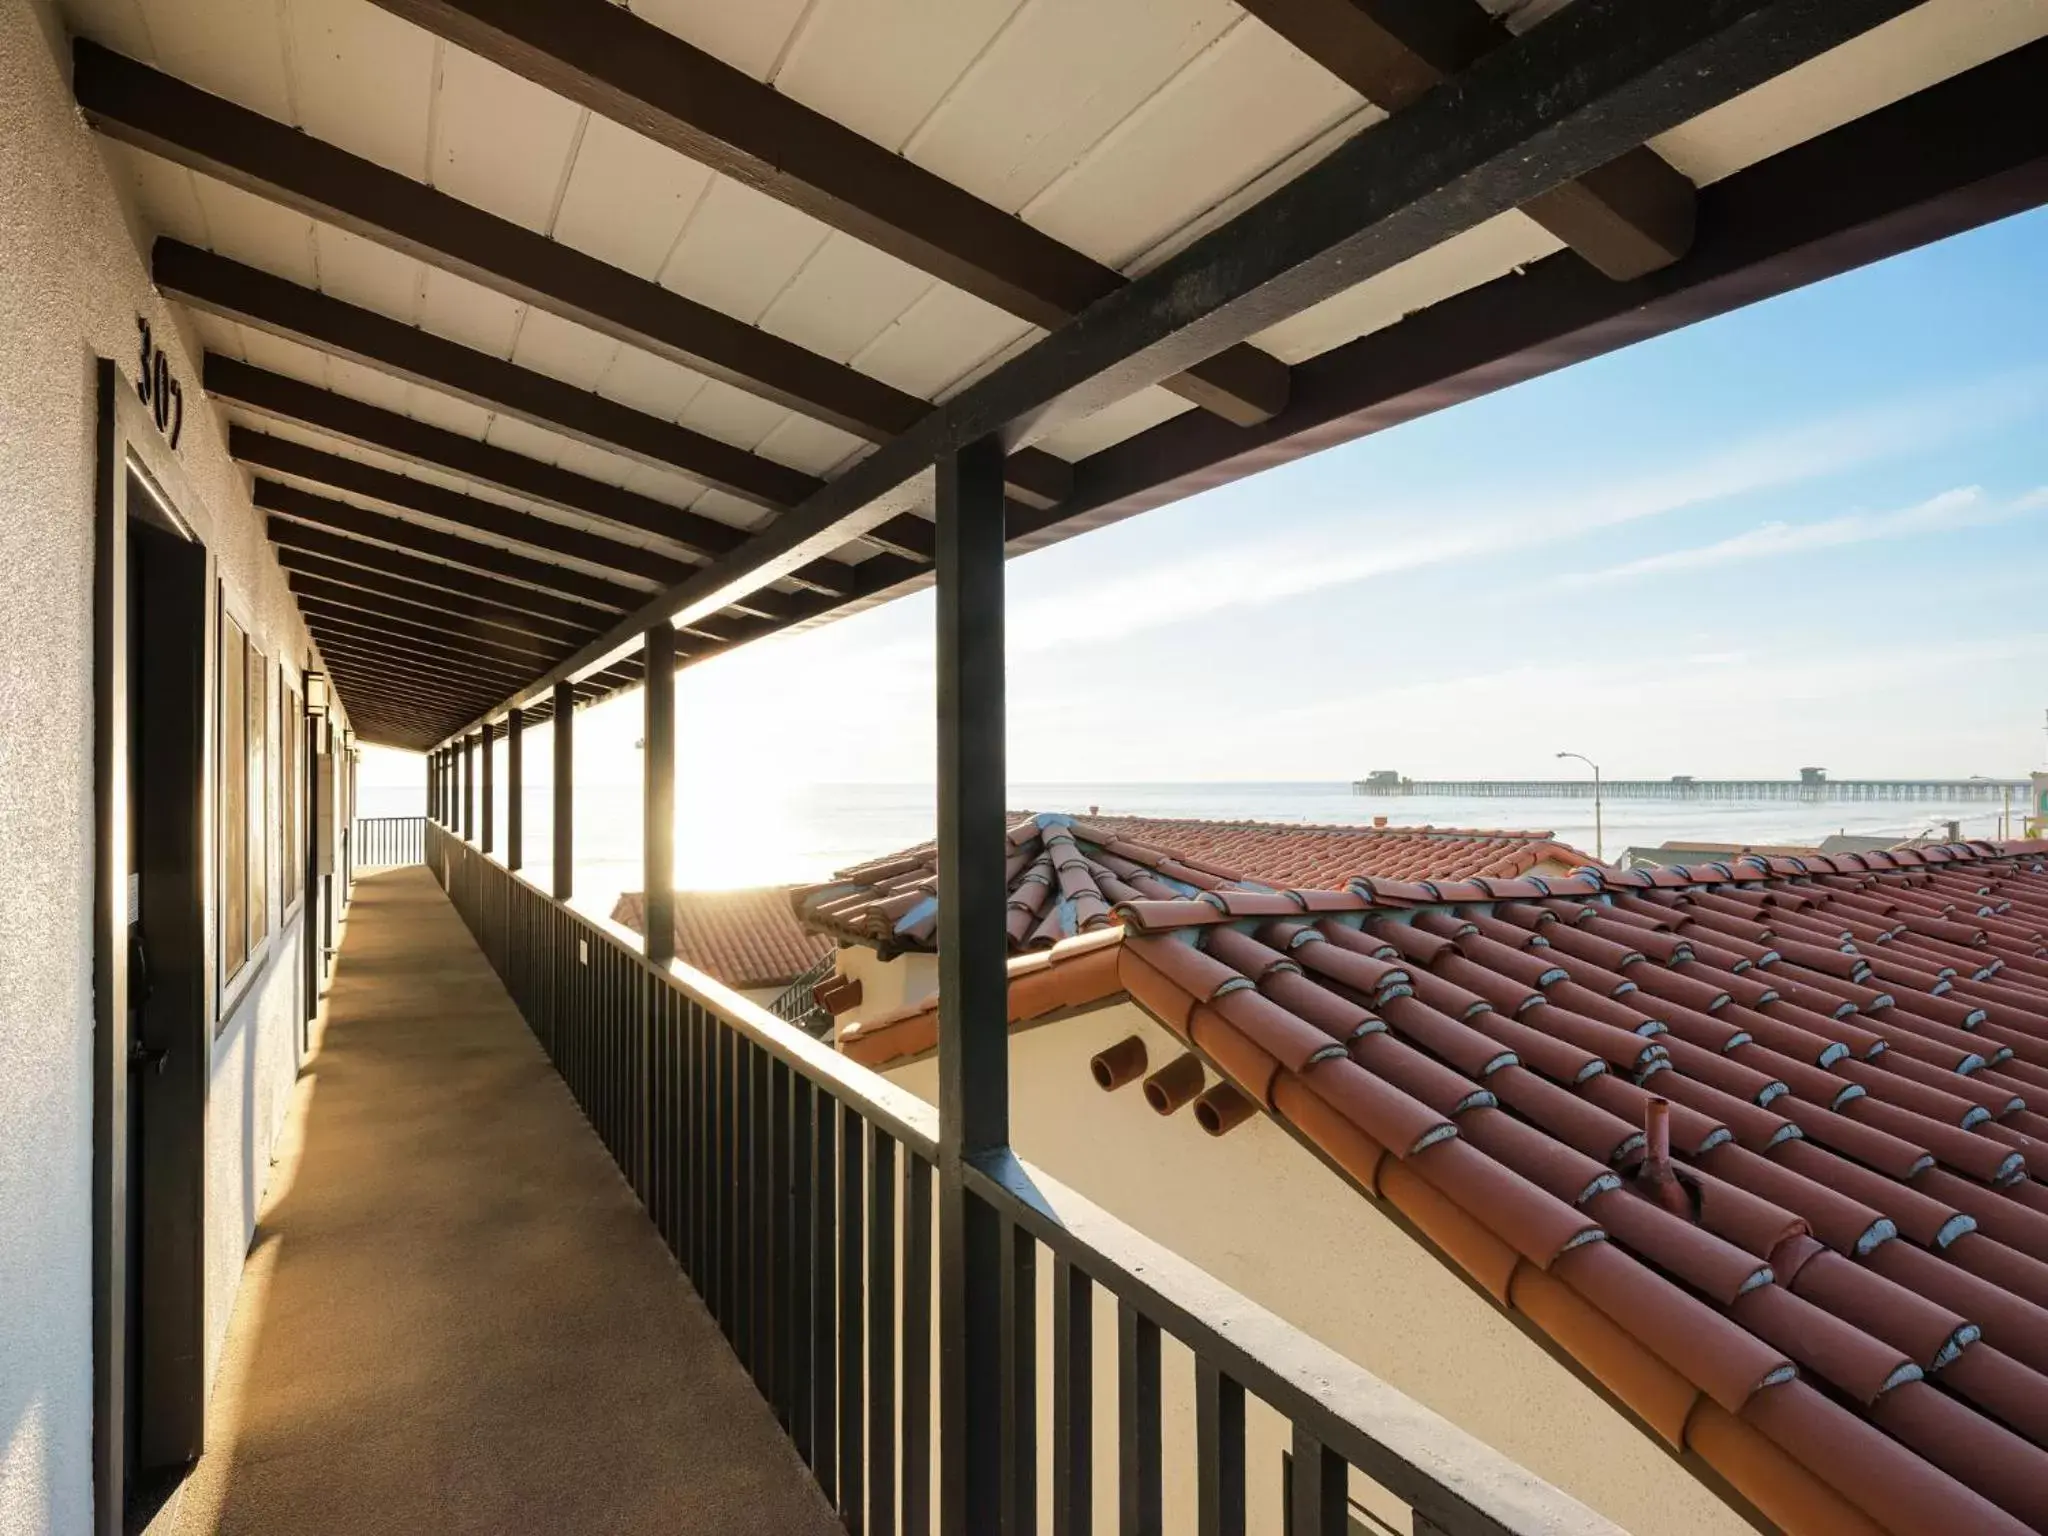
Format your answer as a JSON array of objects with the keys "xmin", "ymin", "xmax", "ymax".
[
  {"xmin": 207, "ymin": 359, "xmax": 883, "ymax": 594},
  {"xmin": 308, "ymin": 627, "xmax": 533, "ymax": 692},
  {"xmin": 1236, "ymin": 0, "xmax": 1695, "ymax": 279},
  {"xmin": 312, "ymin": 640, "xmax": 525, "ymax": 704},
  {"xmin": 1041, "ymin": 32, "xmax": 2048, "ymax": 544},
  {"xmin": 552, "ymin": 678, "xmax": 573, "ymax": 901},
  {"xmin": 356, "ymin": 0, "xmax": 1289, "ymax": 428},
  {"xmin": 435, "ymin": 0, "xmax": 1920, "ymax": 731},
  {"xmin": 234, "ymin": 427, "xmax": 696, "ymax": 584},
  {"xmin": 276, "ymin": 548, "xmax": 595, "ymax": 647},
  {"xmin": 162, "ymin": 240, "xmax": 820, "ymax": 513},
  {"xmin": 506, "ymin": 706, "xmax": 524, "ymax": 872},
  {"xmin": 235, "ymin": 427, "xmax": 842, "ymax": 623},
  {"xmin": 642, "ymin": 623, "xmax": 676, "ymax": 966},
  {"xmin": 257, "ymin": 478, "xmax": 645, "ymax": 612},
  {"xmin": 322, "ymin": 657, "xmax": 499, "ymax": 716},
  {"xmin": 74, "ymin": 41, "xmax": 1072, "ymax": 507},
  {"xmin": 268, "ymin": 519, "xmax": 614, "ymax": 628},
  {"xmin": 292, "ymin": 585, "xmax": 561, "ymax": 668}
]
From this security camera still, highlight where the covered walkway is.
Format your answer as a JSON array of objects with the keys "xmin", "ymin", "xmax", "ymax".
[{"xmin": 159, "ymin": 866, "xmax": 838, "ymax": 1536}]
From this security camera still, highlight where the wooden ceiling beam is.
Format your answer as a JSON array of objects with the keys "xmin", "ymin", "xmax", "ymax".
[
  {"xmin": 357, "ymin": 0, "xmax": 1290, "ymax": 428},
  {"xmin": 161, "ymin": 241, "xmax": 815, "ymax": 514},
  {"xmin": 310, "ymin": 630, "xmax": 533, "ymax": 694},
  {"xmin": 292, "ymin": 586, "xmax": 561, "ymax": 669},
  {"xmin": 322, "ymin": 658, "xmax": 501, "ymax": 716},
  {"xmin": 269, "ymin": 519, "xmax": 615, "ymax": 628},
  {"xmin": 233, "ymin": 427, "xmax": 859, "ymax": 624},
  {"xmin": 206, "ymin": 358, "xmax": 865, "ymax": 595},
  {"xmin": 234, "ymin": 427, "xmax": 694, "ymax": 585},
  {"xmin": 277, "ymin": 549, "xmax": 594, "ymax": 647},
  {"xmin": 73, "ymin": 41, "xmax": 1071, "ymax": 509},
  {"xmin": 257, "ymin": 479, "xmax": 644, "ymax": 612},
  {"xmin": 1235, "ymin": 0, "xmax": 1695, "ymax": 280}
]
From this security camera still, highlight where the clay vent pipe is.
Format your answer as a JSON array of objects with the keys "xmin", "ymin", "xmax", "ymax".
[
  {"xmin": 1638, "ymin": 1097, "xmax": 1695, "ymax": 1219},
  {"xmin": 1143, "ymin": 1053, "xmax": 1207, "ymax": 1116},
  {"xmin": 1090, "ymin": 1035, "xmax": 1149, "ymax": 1092},
  {"xmin": 1193, "ymin": 1082, "xmax": 1256, "ymax": 1137}
]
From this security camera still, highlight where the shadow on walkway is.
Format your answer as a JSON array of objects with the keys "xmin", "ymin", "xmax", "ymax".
[{"xmin": 169, "ymin": 866, "xmax": 838, "ymax": 1535}]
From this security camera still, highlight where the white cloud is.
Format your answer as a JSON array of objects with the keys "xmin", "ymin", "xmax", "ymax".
[
  {"xmin": 1559, "ymin": 485, "xmax": 2048, "ymax": 587},
  {"xmin": 1000, "ymin": 377, "xmax": 2043, "ymax": 654}
]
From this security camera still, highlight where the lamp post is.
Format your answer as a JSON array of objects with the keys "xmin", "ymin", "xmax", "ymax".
[
  {"xmin": 1970, "ymin": 776, "xmax": 2013, "ymax": 842},
  {"xmin": 1557, "ymin": 751, "xmax": 1603, "ymax": 862}
]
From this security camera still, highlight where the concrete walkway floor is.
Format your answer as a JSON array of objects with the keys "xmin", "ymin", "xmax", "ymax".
[{"xmin": 162, "ymin": 865, "xmax": 839, "ymax": 1536}]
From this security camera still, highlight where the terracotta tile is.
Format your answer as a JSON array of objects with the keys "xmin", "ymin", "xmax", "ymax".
[
  {"xmin": 1787, "ymin": 1248, "xmax": 1975, "ymax": 1368},
  {"xmin": 1489, "ymin": 1065, "xmax": 1642, "ymax": 1163},
  {"xmin": 1553, "ymin": 1240, "xmax": 1793, "ymax": 1411},
  {"xmin": 1593, "ymin": 1189, "xmax": 1773, "ymax": 1304},
  {"xmin": 1683, "ymin": 1398, "xmax": 1888, "ymax": 1536},
  {"xmin": 1457, "ymin": 1106, "xmax": 1614, "ymax": 1204},
  {"xmin": 1700, "ymin": 1144, "xmax": 1893, "ymax": 1255},
  {"xmin": 1729, "ymin": 1282, "xmax": 1918, "ymax": 1403},
  {"xmin": 1937, "ymin": 1343, "xmax": 2048, "ymax": 1447},
  {"xmin": 1945, "ymin": 1231, "xmax": 2048, "ymax": 1311},
  {"xmin": 1865, "ymin": 1378, "xmax": 2048, "ymax": 1530},
  {"xmin": 1913, "ymin": 1167, "xmax": 2048, "ymax": 1261},
  {"xmin": 1863, "ymin": 1241, "xmax": 2048, "ymax": 1376},
  {"xmin": 1380, "ymin": 1158, "xmax": 1520, "ymax": 1302},
  {"xmin": 1272, "ymin": 1072, "xmax": 1387, "ymax": 1194},
  {"xmin": 1514, "ymin": 1263, "xmax": 1700, "ymax": 1445},
  {"xmin": 1742, "ymin": 1380, "xmax": 2030, "ymax": 1536}
]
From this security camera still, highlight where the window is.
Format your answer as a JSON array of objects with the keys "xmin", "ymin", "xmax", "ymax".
[
  {"xmin": 219, "ymin": 611, "xmax": 271, "ymax": 997},
  {"xmin": 221, "ymin": 614, "xmax": 248, "ymax": 981},
  {"xmin": 249, "ymin": 647, "xmax": 269, "ymax": 955},
  {"xmin": 281, "ymin": 672, "xmax": 301, "ymax": 910}
]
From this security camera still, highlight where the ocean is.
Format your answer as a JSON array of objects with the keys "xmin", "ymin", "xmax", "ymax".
[{"xmin": 354, "ymin": 778, "xmax": 2021, "ymax": 919}]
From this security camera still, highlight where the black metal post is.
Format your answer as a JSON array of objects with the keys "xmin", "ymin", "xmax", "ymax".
[
  {"xmin": 552, "ymin": 678, "xmax": 574, "ymax": 901},
  {"xmin": 462, "ymin": 730, "xmax": 476, "ymax": 841},
  {"xmin": 426, "ymin": 748, "xmax": 435, "ymax": 823},
  {"xmin": 934, "ymin": 433, "xmax": 1009, "ymax": 1536},
  {"xmin": 480, "ymin": 720, "xmax": 496, "ymax": 855},
  {"xmin": 507, "ymin": 707, "xmax": 524, "ymax": 871},
  {"xmin": 642, "ymin": 624, "xmax": 676, "ymax": 966}
]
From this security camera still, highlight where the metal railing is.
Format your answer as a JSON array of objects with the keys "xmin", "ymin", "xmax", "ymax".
[
  {"xmin": 353, "ymin": 815, "xmax": 426, "ymax": 867},
  {"xmin": 770, "ymin": 949, "xmax": 841, "ymax": 1039},
  {"xmin": 427, "ymin": 821, "xmax": 1611, "ymax": 1536}
]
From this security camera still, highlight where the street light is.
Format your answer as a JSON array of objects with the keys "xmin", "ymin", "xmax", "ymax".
[
  {"xmin": 1970, "ymin": 776, "xmax": 2013, "ymax": 842},
  {"xmin": 1557, "ymin": 751, "xmax": 1603, "ymax": 862}
]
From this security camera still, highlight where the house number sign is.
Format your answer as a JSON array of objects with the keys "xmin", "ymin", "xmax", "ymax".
[{"xmin": 136, "ymin": 316, "xmax": 185, "ymax": 449}]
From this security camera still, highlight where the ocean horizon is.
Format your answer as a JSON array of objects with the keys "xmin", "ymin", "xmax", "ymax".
[{"xmin": 356, "ymin": 777, "xmax": 2019, "ymax": 916}]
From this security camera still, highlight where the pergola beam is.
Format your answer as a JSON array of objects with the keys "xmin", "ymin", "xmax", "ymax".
[
  {"xmin": 277, "ymin": 549, "xmax": 596, "ymax": 647},
  {"xmin": 207, "ymin": 358, "xmax": 873, "ymax": 595},
  {"xmin": 257, "ymin": 479, "xmax": 646, "ymax": 613},
  {"xmin": 359, "ymin": 0, "xmax": 1290, "ymax": 428},
  {"xmin": 161, "ymin": 240, "xmax": 817, "ymax": 514},
  {"xmin": 268, "ymin": 520, "xmax": 617, "ymax": 629},
  {"xmin": 73, "ymin": 41, "xmax": 1072, "ymax": 509},
  {"xmin": 1236, "ymin": 0, "xmax": 1695, "ymax": 279},
  {"xmin": 292, "ymin": 586, "xmax": 562, "ymax": 669},
  {"xmin": 431, "ymin": 0, "xmax": 1924, "ymax": 742}
]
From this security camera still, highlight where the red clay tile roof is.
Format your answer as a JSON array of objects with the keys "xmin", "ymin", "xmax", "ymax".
[
  {"xmin": 611, "ymin": 887, "xmax": 830, "ymax": 991},
  {"xmin": 793, "ymin": 812, "xmax": 1596, "ymax": 957},
  {"xmin": 841, "ymin": 840, "xmax": 2048, "ymax": 1536}
]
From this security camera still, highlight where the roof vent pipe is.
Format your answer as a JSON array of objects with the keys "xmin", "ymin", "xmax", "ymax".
[
  {"xmin": 1143, "ymin": 1053, "xmax": 1207, "ymax": 1116},
  {"xmin": 1090, "ymin": 1035, "xmax": 1150, "ymax": 1092},
  {"xmin": 1637, "ymin": 1097, "xmax": 1697, "ymax": 1219}
]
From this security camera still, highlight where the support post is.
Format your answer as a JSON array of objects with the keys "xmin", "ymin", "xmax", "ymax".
[
  {"xmin": 426, "ymin": 749, "xmax": 436, "ymax": 823},
  {"xmin": 507, "ymin": 707, "xmax": 524, "ymax": 871},
  {"xmin": 462, "ymin": 731, "xmax": 476, "ymax": 841},
  {"xmin": 480, "ymin": 721, "xmax": 495, "ymax": 855},
  {"xmin": 642, "ymin": 624, "xmax": 676, "ymax": 966},
  {"xmin": 552, "ymin": 679, "xmax": 574, "ymax": 901},
  {"xmin": 934, "ymin": 434, "xmax": 1009, "ymax": 1536}
]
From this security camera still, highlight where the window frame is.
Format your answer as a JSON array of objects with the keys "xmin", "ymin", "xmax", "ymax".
[{"xmin": 215, "ymin": 591, "xmax": 273, "ymax": 1027}]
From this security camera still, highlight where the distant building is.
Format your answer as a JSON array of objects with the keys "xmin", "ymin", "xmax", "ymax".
[{"xmin": 610, "ymin": 886, "xmax": 830, "ymax": 1006}]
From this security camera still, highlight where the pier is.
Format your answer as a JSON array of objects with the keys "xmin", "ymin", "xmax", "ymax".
[{"xmin": 1352, "ymin": 771, "xmax": 2026, "ymax": 803}]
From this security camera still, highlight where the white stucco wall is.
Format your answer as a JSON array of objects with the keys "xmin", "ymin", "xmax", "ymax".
[
  {"xmin": 0, "ymin": 5, "xmax": 340, "ymax": 1529},
  {"xmin": 885, "ymin": 1000, "xmax": 1749, "ymax": 1536}
]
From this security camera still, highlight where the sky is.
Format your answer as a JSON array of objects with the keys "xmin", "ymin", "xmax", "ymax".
[{"xmin": 364, "ymin": 203, "xmax": 2048, "ymax": 798}]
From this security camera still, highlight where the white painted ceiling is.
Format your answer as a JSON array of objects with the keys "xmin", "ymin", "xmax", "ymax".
[{"xmin": 59, "ymin": 0, "xmax": 2048, "ymax": 620}]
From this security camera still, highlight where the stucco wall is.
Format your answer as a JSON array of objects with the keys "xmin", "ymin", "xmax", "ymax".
[
  {"xmin": 833, "ymin": 942, "xmax": 939, "ymax": 1023},
  {"xmin": 886, "ymin": 1001, "xmax": 1749, "ymax": 1536},
  {"xmin": 0, "ymin": 4, "xmax": 339, "ymax": 1530}
]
